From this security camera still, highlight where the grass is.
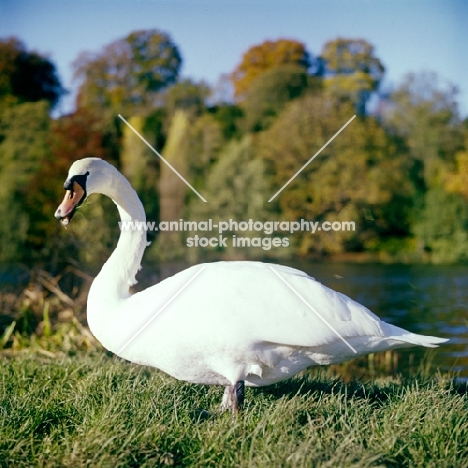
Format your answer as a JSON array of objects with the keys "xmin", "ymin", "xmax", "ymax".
[
  {"xmin": 1, "ymin": 352, "xmax": 467, "ymax": 468},
  {"xmin": 1, "ymin": 275, "xmax": 467, "ymax": 467}
]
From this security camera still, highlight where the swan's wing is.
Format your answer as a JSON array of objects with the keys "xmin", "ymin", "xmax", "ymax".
[
  {"xmin": 127, "ymin": 261, "xmax": 444, "ymax": 354},
  {"xmin": 264, "ymin": 262, "xmax": 316, "ymax": 279},
  {"xmin": 121, "ymin": 261, "xmax": 447, "ymax": 385},
  {"xmin": 246, "ymin": 262, "xmax": 382, "ymax": 344},
  {"xmin": 146, "ymin": 262, "xmax": 383, "ymax": 345},
  {"xmin": 244, "ymin": 263, "xmax": 447, "ymax": 355}
]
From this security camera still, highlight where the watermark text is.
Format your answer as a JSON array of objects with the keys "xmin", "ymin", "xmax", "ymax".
[{"xmin": 119, "ymin": 218, "xmax": 355, "ymax": 251}]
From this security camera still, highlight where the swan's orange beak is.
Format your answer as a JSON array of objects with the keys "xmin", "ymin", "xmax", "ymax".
[{"xmin": 54, "ymin": 181, "xmax": 85, "ymax": 226}]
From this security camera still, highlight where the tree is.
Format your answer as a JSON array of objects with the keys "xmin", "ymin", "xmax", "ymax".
[
  {"xmin": 208, "ymin": 103, "xmax": 243, "ymax": 141},
  {"xmin": 320, "ymin": 38, "xmax": 384, "ymax": 114},
  {"xmin": 163, "ymin": 79, "xmax": 211, "ymax": 117},
  {"xmin": 74, "ymin": 29, "xmax": 182, "ymax": 111},
  {"xmin": 26, "ymin": 107, "xmax": 120, "ymax": 269},
  {"xmin": 0, "ymin": 37, "xmax": 64, "ymax": 108},
  {"xmin": 257, "ymin": 94, "xmax": 414, "ymax": 256},
  {"xmin": 412, "ymin": 188, "xmax": 468, "ymax": 262},
  {"xmin": 445, "ymin": 133, "xmax": 468, "ymax": 199},
  {"xmin": 231, "ymin": 39, "xmax": 311, "ymax": 100},
  {"xmin": 191, "ymin": 135, "xmax": 265, "ymax": 219},
  {"xmin": 379, "ymin": 72, "xmax": 465, "ymax": 262},
  {"xmin": 242, "ymin": 64, "xmax": 315, "ymax": 132},
  {"xmin": 187, "ymin": 136, "xmax": 269, "ymax": 260},
  {"xmin": 383, "ymin": 72, "xmax": 463, "ymax": 188},
  {"xmin": 0, "ymin": 101, "xmax": 51, "ymax": 263},
  {"xmin": 120, "ymin": 114, "xmax": 161, "ymax": 230},
  {"xmin": 157, "ymin": 111, "xmax": 191, "ymax": 260}
]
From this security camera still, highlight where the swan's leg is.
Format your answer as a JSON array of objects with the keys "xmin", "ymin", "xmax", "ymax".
[
  {"xmin": 220, "ymin": 381, "xmax": 245, "ymax": 412},
  {"xmin": 221, "ymin": 386, "xmax": 231, "ymax": 410},
  {"xmin": 232, "ymin": 380, "xmax": 245, "ymax": 411}
]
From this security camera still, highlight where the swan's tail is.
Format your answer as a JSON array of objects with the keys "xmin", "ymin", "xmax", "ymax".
[
  {"xmin": 381, "ymin": 322, "xmax": 449, "ymax": 348},
  {"xmin": 398, "ymin": 333, "xmax": 449, "ymax": 348}
]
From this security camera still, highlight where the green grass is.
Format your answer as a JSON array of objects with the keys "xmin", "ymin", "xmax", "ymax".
[{"xmin": 1, "ymin": 353, "xmax": 467, "ymax": 468}]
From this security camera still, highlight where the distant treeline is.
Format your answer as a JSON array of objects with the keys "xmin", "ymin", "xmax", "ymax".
[{"xmin": 0, "ymin": 31, "xmax": 467, "ymax": 273}]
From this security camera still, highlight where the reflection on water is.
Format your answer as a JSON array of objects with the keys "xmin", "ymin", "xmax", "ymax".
[{"xmin": 290, "ymin": 262, "xmax": 468, "ymax": 379}]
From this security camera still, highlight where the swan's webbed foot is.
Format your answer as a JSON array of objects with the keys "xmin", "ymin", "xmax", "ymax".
[{"xmin": 220, "ymin": 380, "xmax": 245, "ymax": 413}]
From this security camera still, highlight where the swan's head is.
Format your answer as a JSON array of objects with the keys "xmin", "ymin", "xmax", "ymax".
[{"xmin": 54, "ymin": 158, "xmax": 116, "ymax": 226}]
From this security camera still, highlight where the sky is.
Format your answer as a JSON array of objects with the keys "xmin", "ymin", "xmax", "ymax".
[{"xmin": 0, "ymin": 0, "xmax": 467, "ymax": 116}]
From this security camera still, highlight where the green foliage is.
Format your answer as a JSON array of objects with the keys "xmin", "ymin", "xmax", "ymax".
[
  {"xmin": 0, "ymin": 101, "xmax": 51, "ymax": 262},
  {"xmin": 1, "ymin": 354, "xmax": 466, "ymax": 467},
  {"xmin": 186, "ymin": 135, "xmax": 283, "ymax": 260},
  {"xmin": 0, "ymin": 37, "xmax": 64, "ymax": 108},
  {"xmin": 189, "ymin": 135, "xmax": 265, "ymax": 219},
  {"xmin": 413, "ymin": 188, "xmax": 468, "ymax": 262},
  {"xmin": 213, "ymin": 135, "xmax": 265, "ymax": 220},
  {"xmin": 163, "ymin": 78, "xmax": 211, "ymax": 117},
  {"xmin": 321, "ymin": 38, "xmax": 385, "ymax": 114},
  {"xmin": 120, "ymin": 115, "xmax": 161, "ymax": 231},
  {"xmin": 445, "ymin": 132, "xmax": 468, "ymax": 198},
  {"xmin": 185, "ymin": 114, "xmax": 224, "ymax": 184},
  {"xmin": 74, "ymin": 29, "xmax": 181, "ymax": 112},
  {"xmin": 27, "ymin": 107, "xmax": 121, "ymax": 270},
  {"xmin": 383, "ymin": 72, "xmax": 463, "ymax": 187},
  {"xmin": 208, "ymin": 103, "xmax": 243, "ymax": 140},
  {"xmin": 1, "ymin": 31, "xmax": 467, "ymax": 267},
  {"xmin": 242, "ymin": 64, "xmax": 316, "ymax": 132},
  {"xmin": 258, "ymin": 94, "xmax": 414, "ymax": 256},
  {"xmin": 155, "ymin": 111, "xmax": 193, "ymax": 260}
]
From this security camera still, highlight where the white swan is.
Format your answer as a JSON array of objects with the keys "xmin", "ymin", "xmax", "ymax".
[{"xmin": 54, "ymin": 158, "xmax": 448, "ymax": 410}]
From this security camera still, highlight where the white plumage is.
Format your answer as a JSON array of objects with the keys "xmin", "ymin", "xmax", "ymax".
[{"xmin": 55, "ymin": 158, "xmax": 448, "ymax": 409}]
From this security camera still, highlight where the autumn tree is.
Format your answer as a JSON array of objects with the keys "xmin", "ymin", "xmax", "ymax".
[
  {"xmin": 445, "ymin": 132, "xmax": 468, "ymax": 199},
  {"xmin": 242, "ymin": 64, "xmax": 314, "ymax": 132},
  {"xmin": 74, "ymin": 29, "xmax": 182, "ymax": 112},
  {"xmin": 320, "ymin": 38, "xmax": 384, "ymax": 114},
  {"xmin": 383, "ymin": 72, "xmax": 463, "ymax": 187},
  {"xmin": 0, "ymin": 37, "xmax": 64, "ymax": 108},
  {"xmin": 163, "ymin": 79, "xmax": 211, "ymax": 118},
  {"xmin": 24, "ymin": 107, "xmax": 121, "ymax": 268},
  {"xmin": 157, "ymin": 111, "xmax": 191, "ymax": 260},
  {"xmin": 231, "ymin": 39, "xmax": 311, "ymax": 100},
  {"xmin": 413, "ymin": 128, "xmax": 468, "ymax": 262},
  {"xmin": 378, "ymin": 72, "xmax": 466, "ymax": 261},
  {"xmin": 258, "ymin": 94, "xmax": 414, "ymax": 256},
  {"xmin": 187, "ymin": 135, "xmax": 269, "ymax": 260}
]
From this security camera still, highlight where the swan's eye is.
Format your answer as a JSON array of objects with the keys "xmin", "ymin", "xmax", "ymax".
[{"xmin": 63, "ymin": 171, "xmax": 89, "ymax": 192}]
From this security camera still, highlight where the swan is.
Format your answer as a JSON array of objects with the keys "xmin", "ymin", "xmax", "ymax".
[{"xmin": 54, "ymin": 158, "xmax": 448, "ymax": 411}]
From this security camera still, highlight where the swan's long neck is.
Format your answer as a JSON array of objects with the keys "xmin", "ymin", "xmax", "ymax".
[{"xmin": 88, "ymin": 168, "xmax": 147, "ymax": 314}]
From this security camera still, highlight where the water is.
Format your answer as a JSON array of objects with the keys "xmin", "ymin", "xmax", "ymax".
[{"xmin": 286, "ymin": 262, "xmax": 468, "ymax": 379}]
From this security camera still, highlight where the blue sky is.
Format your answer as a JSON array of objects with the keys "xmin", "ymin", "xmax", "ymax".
[{"xmin": 1, "ymin": 0, "xmax": 467, "ymax": 116}]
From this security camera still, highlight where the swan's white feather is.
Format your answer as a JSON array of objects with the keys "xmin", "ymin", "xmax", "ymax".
[
  {"xmin": 97, "ymin": 261, "xmax": 446, "ymax": 386},
  {"xmin": 58, "ymin": 158, "xmax": 448, "ymax": 389}
]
